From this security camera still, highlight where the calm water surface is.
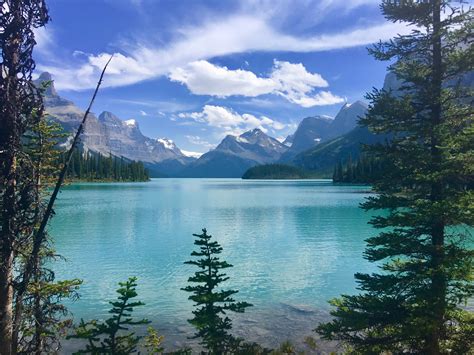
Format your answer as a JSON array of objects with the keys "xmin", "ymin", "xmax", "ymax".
[{"xmin": 51, "ymin": 179, "xmax": 377, "ymax": 349}]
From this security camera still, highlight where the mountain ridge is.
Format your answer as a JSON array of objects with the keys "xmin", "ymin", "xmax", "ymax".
[
  {"xmin": 178, "ymin": 128, "xmax": 288, "ymax": 178},
  {"xmin": 35, "ymin": 73, "xmax": 195, "ymax": 176},
  {"xmin": 35, "ymin": 72, "xmax": 378, "ymax": 178},
  {"xmin": 279, "ymin": 100, "xmax": 368, "ymax": 162}
]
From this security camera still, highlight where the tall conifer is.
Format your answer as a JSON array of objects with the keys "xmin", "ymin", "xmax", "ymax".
[{"xmin": 317, "ymin": 1, "xmax": 473, "ymax": 353}]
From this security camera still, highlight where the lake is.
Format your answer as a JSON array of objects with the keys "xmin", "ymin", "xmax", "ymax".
[{"xmin": 51, "ymin": 179, "xmax": 378, "ymax": 351}]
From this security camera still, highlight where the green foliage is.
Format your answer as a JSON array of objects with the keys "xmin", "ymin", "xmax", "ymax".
[
  {"xmin": 143, "ymin": 327, "xmax": 164, "ymax": 354},
  {"xmin": 276, "ymin": 340, "xmax": 296, "ymax": 354},
  {"xmin": 65, "ymin": 150, "xmax": 149, "ymax": 182},
  {"xmin": 242, "ymin": 164, "xmax": 309, "ymax": 179},
  {"xmin": 17, "ymin": 116, "xmax": 83, "ymax": 353},
  {"xmin": 182, "ymin": 228, "xmax": 252, "ymax": 354},
  {"xmin": 68, "ymin": 277, "xmax": 152, "ymax": 354},
  {"xmin": 332, "ymin": 154, "xmax": 387, "ymax": 183},
  {"xmin": 317, "ymin": 1, "xmax": 474, "ymax": 354},
  {"xmin": 24, "ymin": 118, "xmax": 67, "ymax": 186},
  {"xmin": 24, "ymin": 116, "xmax": 150, "ymax": 183},
  {"xmin": 18, "ymin": 276, "xmax": 82, "ymax": 354}
]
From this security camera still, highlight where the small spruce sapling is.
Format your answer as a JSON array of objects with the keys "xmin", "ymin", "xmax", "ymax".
[
  {"xmin": 68, "ymin": 277, "xmax": 153, "ymax": 354},
  {"xmin": 182, "ymin": 228, "xmax": 252, "ymax": 354}
]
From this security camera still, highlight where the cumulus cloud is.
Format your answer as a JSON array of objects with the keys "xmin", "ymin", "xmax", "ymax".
[
  {"xmin": 33, "ymin": 26, "xmax": 55, "ymax": 58},
  {"xmin": 285, "ymin": 90, "xmax": 345, "ymax": 107},
  {"xmin": 169, "ymin": 60, "xmax": 275, "ymax": 97},
  {"xmin": 169, "ymin": 60, "xmax": 340, "ymax": 107},
  {"xmin": 185, "ymin": 135, "xmax": 216, "ymax": 149},
  {"xmin": 179, "ymin": 105, "xmax": 287, "ymax": 136},
  {"xmin": 37, "ymin": 14, "xmax": 412, "ymax": 91}
]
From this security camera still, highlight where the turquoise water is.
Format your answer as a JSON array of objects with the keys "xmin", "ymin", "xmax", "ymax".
[{"xmin": 51, "ymin": 179, "xmax": 378, "ymax": 349}]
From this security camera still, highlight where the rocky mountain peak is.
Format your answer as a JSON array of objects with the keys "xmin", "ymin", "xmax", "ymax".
[
  {"xmin": 155, "ymin": 138, "xmax": 181, "ymax": 154},
  {"xmin": 35, "ymin": 72, "xmax": 58, "ymax": 98},
  {"xmin": 36, "ymin": 73, "xmax": 189, "ymax": 167},
  {"xmin": 243, "ymin": 128, "xmax": 263, "ymax": 136},
  {"xmin": 99, "ymin": 111, "xmax": 121, "ymax": 123},
  {"xmin": 333, "ymin": 100, "xmax": 368, "ymax": 130},
  {"xmin": 38, "ymin": 71, "xmax": 53, "ymax": 82},
  {"xmin": 180, "ymin": 128, "xmax": 289, "ymax": 177}
]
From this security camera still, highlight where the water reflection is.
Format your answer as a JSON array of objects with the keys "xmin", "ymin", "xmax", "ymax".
[{"xmin": 52, "ymin": 179, "xmax": 376, "ymax": 350}]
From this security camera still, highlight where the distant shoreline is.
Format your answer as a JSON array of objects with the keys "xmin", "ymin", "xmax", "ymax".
[{"xmin": 67, "ymin": 178, "xmax": 150, "ymax": 183}]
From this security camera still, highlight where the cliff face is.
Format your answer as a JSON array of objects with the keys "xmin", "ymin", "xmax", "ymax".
[
  {"xmin": 280, "ymin": 101, "xmax": 368, "ymax": 162},
  {"xmin": 35, "ymin": 72, "xmax": 191, "ymax": 165}
]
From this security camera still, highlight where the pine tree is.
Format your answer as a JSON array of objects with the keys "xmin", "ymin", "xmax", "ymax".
[
  {"xmin": 317, "ymin": 1, "xmax": 474, "ymax": 354},
  {"xmin": 68, "ymin": 277, "xmax": 152, "ymax": 354},
  {"xmin": 182, "ymin": 229, "xmax": 252, "ymax": 354},
  {"xmin": 18, "ymin": 117, "xmax": 82, "ymax": 354},
  {"xmin": 333, "ymin": 160, "xmax": 344, "ymax": 182}
]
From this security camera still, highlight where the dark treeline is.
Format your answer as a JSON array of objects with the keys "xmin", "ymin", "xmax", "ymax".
[
  {"xmin": 242, "ymin": 164, "xmax": 309, "ymax": 179},
  {"xmin": 64, "ymin": 150, "xmax": 149, "ymax": 182},
  {"xmin": 332, "ymin": 154, "xmax": 386, "ymax": 183}
]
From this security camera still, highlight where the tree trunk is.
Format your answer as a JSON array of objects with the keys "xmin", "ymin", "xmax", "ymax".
[
  {"xmin": 0, "ymin": 119, "xmax": 19, "ymax": 355},
  {"xmin": 0, "ymin": 62, "xmax": 20, "ymax": 355},
  {"xmin": 0, "ymin": 246, "xmax": 14, "ymax": 355},
  {"xmin": 0, "ymin": 1, "xmax": 23, "ymax": 352},
  {"xmin": 426, "ymin": 1, "xmax": 446, "ymax": 354}
]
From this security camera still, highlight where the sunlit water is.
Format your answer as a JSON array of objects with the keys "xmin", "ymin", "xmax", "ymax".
[{"xmin": 51, "ymin": 179, "xmax": 378, "ymax": 350}]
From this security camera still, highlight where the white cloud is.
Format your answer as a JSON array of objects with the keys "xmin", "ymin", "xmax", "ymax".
[
  {"xmin": 179, "ymin": 105, "xmax": 287, "ymax": 136},
  {"xmin": 38, "ymin": 14, "xmax": 412, "ymax": 91},
  {"xmin": 284, "ymin": 90, "xmax": 344, "ymax": 107},
  {"xmin": 185, "ymin": 135, "xmax": 216, "ymax": 149},
  {"xmin": 33, "ymin": 26, "xmax": 55, "ymax": 57},
  {"xmin": 169, "ymin": 59, "xmax": 339, "ymax": 107},
  {"xmin": 139, "ymin": 110, "xmax": 148, "ymax": 116},
  {"xmin": 169, "ymin": 60, "xmax": 275, "ymax": 97},
  {"xmin": 109, "ymin": 98, "xmax": 195, "ymax": 113}
]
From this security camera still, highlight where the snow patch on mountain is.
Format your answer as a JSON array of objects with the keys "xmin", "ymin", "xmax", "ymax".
[
  {"xmin": 181, "ymin": 150, "xmax": 203, "ymax": 158},
  {"xmin": 156, "ymin": 138, "xmax": 176, "ymax": 150},
  {"xmin": 124, "ymin": 119, "xmax": 137, "ymax": 127}
]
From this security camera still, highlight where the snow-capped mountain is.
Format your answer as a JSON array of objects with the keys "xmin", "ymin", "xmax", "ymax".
[
  {"xmin": 280, "ymin": 101, "xmax": 368, "ymax": 161},
  {"xmin": 216, "ymin": 128, "xmax": 287, "ymax": 163},
  {"xmin": 179, "ymin": 128, "xmax": 288, "ymax": 177},
  {"xmin": 35, "ymin": 72, "xmax": 194, "ymax": 171},
  {"xmin": 282, "ymin": 134, "xmax": 294, "ymax": 147}
]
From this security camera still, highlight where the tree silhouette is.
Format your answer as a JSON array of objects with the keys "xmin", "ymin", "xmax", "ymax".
[{"xmin": 183, "ymin": 229, "xmax": 252, "ymax": 354}]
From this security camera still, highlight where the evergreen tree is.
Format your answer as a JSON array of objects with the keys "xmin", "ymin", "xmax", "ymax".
[
  {"xmin": 63, "ymin": 150, "xmax": 149, "ymax": 182},
  {"xmin": 317, "ymin": 1, "xmax": 474, "ymax": 354},
  {"xmin": 332, "ymin": 155, "xmax": 386, "ymax": 183},
  {"xmin": 68, "ymin": 277, "xmax": 153, "ymax": 354},
  {"xmin": 182, "ymin": 229, "xmax": 252, "ymax": 354},
  {"xmin": 18, "ymin": 117, "xmax": 82, "ymax": 354},
  {"xmin": 332, "ymin": 160, "xmax": 344, "ymax": 182}
]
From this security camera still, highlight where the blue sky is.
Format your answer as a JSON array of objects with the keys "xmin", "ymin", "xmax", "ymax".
[{"xmin": 34, "ymin": 0, "xmax": 410, "ymax": 155}]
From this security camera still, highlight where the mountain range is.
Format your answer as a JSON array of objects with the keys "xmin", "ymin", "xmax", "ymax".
[
  {"xmin": 37, "ymin": 71, "xmax": 381, "ymax": 178},
  {"xmin": 36, "ymin": 72, "xmax": 195, "ymax": 176},
  {"xmin": 279, "ymin": 100, "xmax": 368, "ymax": 162},
  {"xmin": 291, "ymin": 126, "xmax": 387, "ymax": 174},
  {"xmin": 178, "ymin": 128, "xmax": 288, "ymax": 177}
]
